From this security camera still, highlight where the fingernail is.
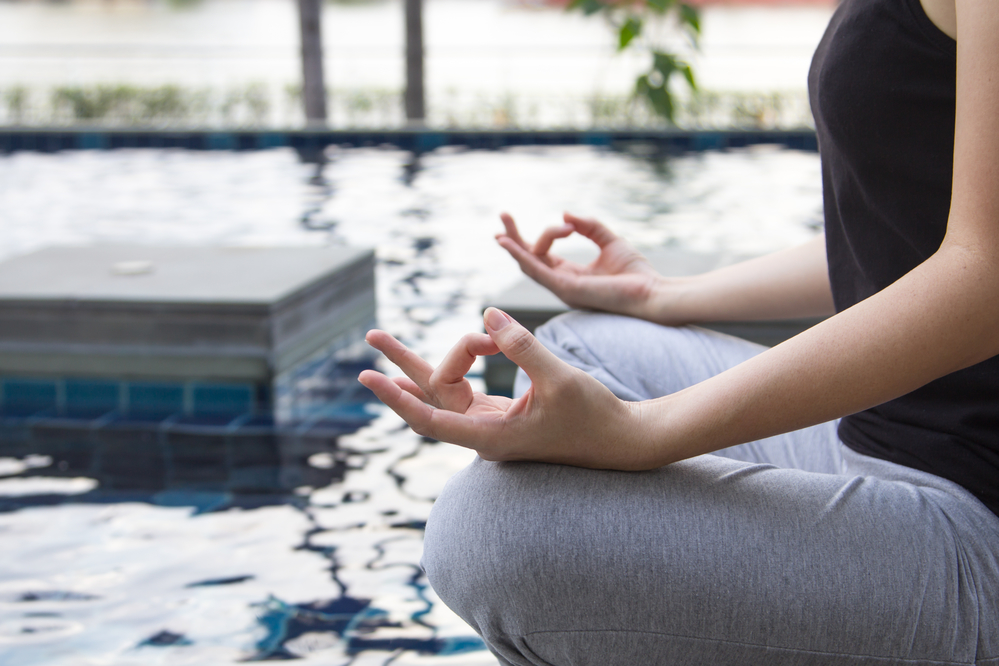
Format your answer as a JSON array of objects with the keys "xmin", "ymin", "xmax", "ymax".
[{"xmin": 484, "ymin": 307, "xmax": 512, "ymax": 331}]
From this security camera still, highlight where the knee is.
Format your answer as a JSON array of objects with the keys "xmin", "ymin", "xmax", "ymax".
[
  {"xmin": 421, "ymin": 458, "xmax": 555, "ymax": 636},
  {"xmin": 421, "ymin": 460, "xmax": 479, "ymax": 605},
  {"xmin": 422, "ymin": 458, "xmax": 512, "ymax": 606}
]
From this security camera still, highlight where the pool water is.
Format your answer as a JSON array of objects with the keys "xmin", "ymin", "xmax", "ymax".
[{"xmin": 0, "ymin": 144, "xmax": 822, "ymax": 664}]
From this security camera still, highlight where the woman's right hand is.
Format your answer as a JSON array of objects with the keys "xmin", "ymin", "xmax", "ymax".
[{"xmin": 358, "ymin": 308, "xmax": 658, "ymax": 470}]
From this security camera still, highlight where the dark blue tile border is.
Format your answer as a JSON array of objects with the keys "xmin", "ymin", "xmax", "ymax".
[{"xmin": 0, "ymin": 128, "xmax": 818, "ymax": 155}]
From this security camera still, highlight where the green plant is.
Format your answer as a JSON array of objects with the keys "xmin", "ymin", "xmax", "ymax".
[
  {"xmin": 138, "ymin": 84, "xmax": 187, "ymax": 122},
  {"xmin": 242, "ymin": 83, "xmax": 271, "ymax": 125},
  {"xmin": 51, "ymin": 85, "xmax": 129, "ymax": 121},
  {"xmin": 164, "ymin": 0, "xmax": 204, "ymax": 9},
  {"xmin": 3, "ymin": 85, "xmax": 29, "ymax": 124},
  {"xmin": 567, "ymin": 0, "xmax": 700, "ymax": 124},
  {"xmin": 587, "ymin": 94, "xmax": 633, "ymax": 127},
  {"xmin": 49, "ymin": 84, "xmax": 203, "ymax": 126},
  {"xmin": 219, "ymin": 83, "xmax": 271, "ymax": 126}
]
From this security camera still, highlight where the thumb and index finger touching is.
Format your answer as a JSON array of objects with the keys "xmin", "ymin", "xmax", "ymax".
[
  {"xmin": 560, "ymin": 212, "xmax": 619, "ymax": 249},
  {"xmin": 499, "ymin": 211, "xmax": 618, "ymax": 252},
  {"xmin": 497, "ymin": 212, "xmax": 620, "ymax": 270}
]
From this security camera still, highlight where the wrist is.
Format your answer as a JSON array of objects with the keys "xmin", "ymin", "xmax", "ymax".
[
  {"xmin": 623, "ymin": 397, "xmax": 683, "ymax": 469},
  {"xmin": 642, "ymin": 275, "xmax": 696, "ymax": 326},
  {"xmin": 626, "ymin": 384, "xmax": 730, "ymax": 469}
]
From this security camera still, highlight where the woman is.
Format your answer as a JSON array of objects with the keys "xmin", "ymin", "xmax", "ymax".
[{"xmin": 359, "ymin": 0, "xmax": 999, "ymax": 662}]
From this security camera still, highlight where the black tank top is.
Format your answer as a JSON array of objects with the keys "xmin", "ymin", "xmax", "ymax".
[{"xmin": 809, "ymin": 0, "xmax": 999, "ymax": 515}]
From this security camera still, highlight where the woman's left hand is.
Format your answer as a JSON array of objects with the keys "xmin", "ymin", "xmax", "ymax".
[{"xmin": 358, "ymin": 308, "xmax": 654, "ymax": 470}]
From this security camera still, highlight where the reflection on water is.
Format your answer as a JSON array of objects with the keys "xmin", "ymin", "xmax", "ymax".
[{"xmin": 0, "ymin": 143, "xmax": 821, "ymax": 665}]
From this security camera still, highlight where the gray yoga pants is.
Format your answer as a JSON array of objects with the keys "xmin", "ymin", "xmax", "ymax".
[{"xmin": 422, "ymin": 312, "xmax": 999, "ymax": 666}]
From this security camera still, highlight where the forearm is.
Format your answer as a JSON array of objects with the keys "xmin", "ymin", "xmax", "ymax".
[
  {"xmin": 645, "ymin": 235, "xmax": 835, "ymax": 326},
  {"xmin": 633, "ymin": 239, "xmax": 999, "ymax": 467}
]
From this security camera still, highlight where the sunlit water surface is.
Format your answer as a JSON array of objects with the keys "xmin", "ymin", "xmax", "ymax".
[{"xmin": 0, "ymin": 144, "xmax": 821, "ymax": 664}]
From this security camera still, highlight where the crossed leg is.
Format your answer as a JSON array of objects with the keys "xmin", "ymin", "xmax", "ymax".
[{"xmin": 423, "ymin": 313, "xmax": 999, "ymax": 665}]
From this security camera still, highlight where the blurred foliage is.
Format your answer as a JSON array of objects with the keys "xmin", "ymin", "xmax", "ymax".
[
  {"xmin": 567, "ymin": 0, "xmax": 700, "ymax": 124},
  {"xmin": 164, "ymin": 0, "xmax": 205, "ymax": 10},
  {"xmin": 3, "ymin": 85, "xmax": 28, "ymax": 125},
  {"xmin": 342, "ymin": 89, "xmax": 398, "ymax": 125},
  {"xmin": 584, "ymin": 89, "xmax": 812, "ymax": 130},
  {"xmin": 220, "ymin": 83, "xmax": 270, "ymax": 126},
  {"xmin": 1, "ymin": 83, "xmax": 811, "ymax": 130},
  {"xmin": 285, "ymin": 84, "xmax": 402, "ymax": 127},
  {"xmin": 51, "ymin": 85, "xmax": 196, "ymax": 124},
  {"xmin": 42, "ymin": 84, "xmax": 271, "ymax": 126}
]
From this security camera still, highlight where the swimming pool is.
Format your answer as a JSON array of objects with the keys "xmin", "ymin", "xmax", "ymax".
[{"xmin": 0, "ymin": 143, "xmax": 822, "ymax": 664}]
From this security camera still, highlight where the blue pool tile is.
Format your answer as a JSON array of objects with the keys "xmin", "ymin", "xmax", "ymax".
[
  {"xmin": 127, "ymin": 383, "xmax": 184, "ymax": 420},
  {"xmin": 192, "ymin": 384, "xmax": 254, "ymax": 418},
  {"xmin": 65, "ymin": 379, "xmax": 120, "ymax": 418},
  {"xmin": 2, "ymin": 378, "xmax": 58, "ymax": 416},
  {"xmin": 207, "ymin": 132, "xmax": 236, "ymax": 150}
]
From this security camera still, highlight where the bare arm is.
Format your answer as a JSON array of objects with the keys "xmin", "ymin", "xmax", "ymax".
[{"xmin": 650, "ymin": 235, "xmax": 834, "ymax": 324}]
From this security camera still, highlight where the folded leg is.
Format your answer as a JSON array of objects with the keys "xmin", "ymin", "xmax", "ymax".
[{"xmin": 423, "ymin": 454, "xmax": 999, "ymax": 666}]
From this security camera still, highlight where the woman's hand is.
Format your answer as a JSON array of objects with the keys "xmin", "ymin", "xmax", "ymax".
[
  {"xmin": 358, "ymin": 307, "xmax": 654, "ymax": 470},
  {"xmin": 496, "ymin": 212, "xmax": 666, "ymax": 320}
]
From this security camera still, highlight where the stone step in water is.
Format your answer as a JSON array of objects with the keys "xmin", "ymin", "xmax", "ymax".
[
  {"xmin": 483, "ymin": 247, "xmax": 827, "ymax": 395},
  {"xmin": 0, "ymin": 245, "xmax": 376, "ymax": 421}
]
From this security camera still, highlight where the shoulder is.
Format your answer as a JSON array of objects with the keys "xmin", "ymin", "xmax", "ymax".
[{"xmin": 919, "ymin": 0, "xmax": 956, "ymax": 40}]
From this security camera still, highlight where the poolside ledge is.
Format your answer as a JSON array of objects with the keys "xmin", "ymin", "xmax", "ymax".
[{"xmin": 0, "ymin": 128, "xmax": 818, "ymax": 156}]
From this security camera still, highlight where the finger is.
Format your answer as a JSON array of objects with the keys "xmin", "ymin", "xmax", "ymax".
[
  {"xmin": 361, "ymin": 369, "xmax": 498, "ymax": 446},
  {"xmin": 393, "ymin": 376, "xmax": 430, "ymax": 403},
  {"xmin": 365, "ymin": 329, "xmax": 436, "ymax": 396},
  {"xmin": 483, "ymin": 308, "xmax": 569, "ymax": 387},
  {"xmin": 429, "ymin": 333, "xmax": 500, "ymax": 412},
  {"xmin": 496, "ymin": 235, "xmax": 574, "ymax": 296},
  {"xmin": 532, "ymin": 223, "xmax": 575, "ymax": 258},
  {"xmin": 358, "ymin": 369, "xmax": 436, "ymax": 431},
  {"xmin": 434, "ymin": 333, "xmax": 498, "ymax": 386},
  {"xmin": 563, "ymin": 212, "xmax": 619, "ymax": 249},
  {"xmin": 498, "ymin": 212, "xmax": 530, "ymax": 250},
  {"xmin": 421, "ymin": 407, "xmax": 509, "ymax": 451}
]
